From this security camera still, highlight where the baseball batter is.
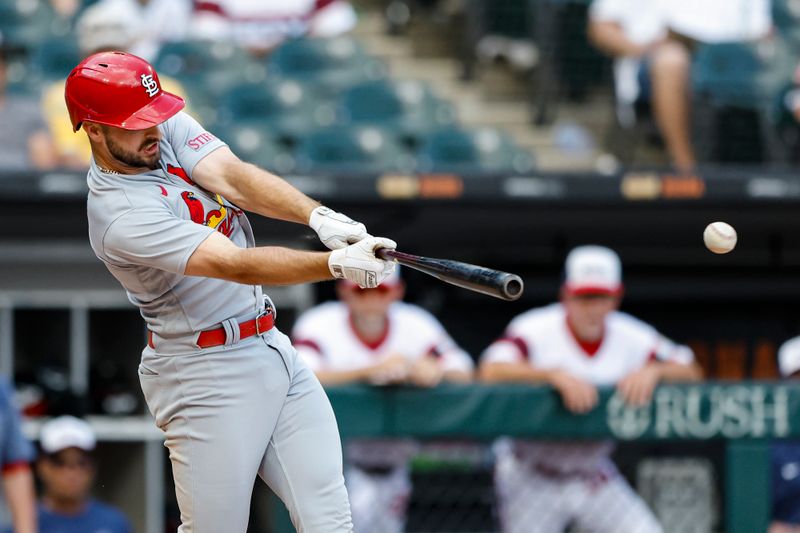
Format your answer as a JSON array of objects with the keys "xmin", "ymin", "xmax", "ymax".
[
  {"xmin": 479, "ymin": 246, "xmax": 703, "ymax": 533},
  {"xmin": 291, "ymin": 270, "xmax": 473, "ymax": 532},
  {"xmin": 66, "ymin": 51, "xmax": 398, "ymax": 533}
]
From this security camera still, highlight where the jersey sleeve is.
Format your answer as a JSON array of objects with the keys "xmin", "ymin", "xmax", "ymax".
[
  {"xmin": 162, "ymin": 111, "xmax": 227, "ymax": 177},
  {"xmin": 102, "ymin": 206, "xmax": 215, "ymax": 274},
  {"xmin": 650, "ymin": 333, "xmax": 694, "ymax": 365},
  {"xmin": 417, "ymin": 312, "xmax": 473, "ymax": 373},
  {"xmin": 0, "ymin": 380, "xmax": 35, "ymax": 471},
  {"xmin": 481, "ymin": 315, "xmax": 532, "ymax": 364}
]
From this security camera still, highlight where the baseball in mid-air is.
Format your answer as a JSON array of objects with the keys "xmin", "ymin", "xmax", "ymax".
[{"xmin": 703, "ymin": 222, "xmax": 737, "ymax": 254}]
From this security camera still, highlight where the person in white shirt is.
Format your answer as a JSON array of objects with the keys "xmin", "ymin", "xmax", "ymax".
[
  {"xmin": 292, "ymin": 268, "xmax": 473, "ymax": 533},
  {"xmin": 588, "ymin": 0, "xmax": 771, "ymax": 172},
  {"xmin": 191, "ymin": 0, "xmax": 357, "ymax": 53},
  {"xmin": 480, "ymin": 245, "xmax": 703, "ymax": 533}
]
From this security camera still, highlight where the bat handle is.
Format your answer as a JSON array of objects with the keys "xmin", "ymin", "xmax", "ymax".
[{"xmin": 375, "ymin": 248, "xmax": 398, "ymax": 261}]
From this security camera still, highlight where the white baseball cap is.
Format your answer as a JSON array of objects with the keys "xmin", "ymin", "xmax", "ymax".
[
  {"xmin": 563, "ymin": 245, "xmax": 622, "ymax": 296},
  {"xmin": 779, "ymin": 336, "xmax": 800, "ymax": 377},
  {"xmin": 40, "ymin": 416, "xmax": 96, "ymax": 454}
]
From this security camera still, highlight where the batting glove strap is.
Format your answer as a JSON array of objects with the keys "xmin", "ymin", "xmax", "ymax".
[
  {"xmin": 309, "ymin": 206, "xmax": 370, "ymax": 250},
  {"xmin": 328, "ymin": 236, "xmax": 397, "ymax": 289}
]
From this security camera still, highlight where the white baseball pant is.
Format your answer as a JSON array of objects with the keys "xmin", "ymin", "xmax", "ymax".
[
  {"xmin": 139, "ymin": 328, "xmax": 353, "ymax": 533},
  {"xmin": 495, "ymin": 451, "xmax": 663, "ymax": 533},
  {"xmin": 346, "ymin": 464, "xmax": 411, "ymax": 533}
]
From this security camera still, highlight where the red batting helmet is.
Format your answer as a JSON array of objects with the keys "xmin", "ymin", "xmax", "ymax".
[{"xmin": 65, "ymin": 51, "xmax": 185, "ymax": 132}]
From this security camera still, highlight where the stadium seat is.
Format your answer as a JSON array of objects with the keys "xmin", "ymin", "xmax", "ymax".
[
  {"xmin": 217, "ymin": 80, "xmax": 336, "ymax": 144},
  {"xmin": 155, "ymin": 41, "xmax": 266, "ymax": 100},
  {"xmin": 693, "ymin": 38, "xmax": 796, "ymax": 108},
  {"xmin": 339, "ymin": 80, "xmax": 457, "ymax": 146},
  {"xmin": 774, "ymin": 0, "xmax": 800, "ymax": 33},
  {"xmin": 266, "ymin": 37, "xmax": 387, "ymax": 96},
  {"xmin": 294, "ymin": 126, "xmax": 415, "ymax": 174},
  {"xmin": 691, "ymin": 38, "xmax": 795, "ymax": 162},
  {"xmin": 213, "ymin": 123, "xmax": 295, "ymax": 174},
  {"xmin": 0, "ymin": 0, "xmax": 67, "ymax": 49},
  {"xmin": 416, "ymin": 127, "xmax": 535, "ymax": 174},
  {"xmin": 30, "ymin": 35, "xmax": 81, "ymax": 81}
]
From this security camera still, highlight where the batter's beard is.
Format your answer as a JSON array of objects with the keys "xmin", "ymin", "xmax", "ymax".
[{"xmin": 106, "ymin": 135, "xmax": 161, "ymax": 170}]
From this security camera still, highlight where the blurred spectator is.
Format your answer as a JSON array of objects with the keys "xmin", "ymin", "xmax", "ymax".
[
  {"xmin": 35, "ymin": 416, "xmax": 131, "ymax": 533},
  {"xmin": 479, "ymin": 245, "xmax": 702, "ymax": 533},
  {"xmin": 96, "ymin": 0, "xmax": 193, "ymax": 62},
  {"xmin": 291, "ymin": 269, "xmax": 473, "ymax": 533},
  {"xmin": 588, "ymin": 0, "xmax": 771, "ymax": 172},
  {"xmin": 0, "ymin": 44, "xmax": 57, "ymax": 171},
  {"xmin": 192, "ymin": 0, "xmax": 357, "ymax": 53},
  {"xmin": 0, "ymin": 377, "xmax": 36, "ymax": 533},
  {"xmin": 41, "ymin": 1, "xmax": 189, "ymax": 169},
  {"xmin": 49, "ymin": 0, "xmax": 80, "ymax": 19},
  {"xmin": 769, "ymin": 338, "xmax": 800, "ymax": 533}
]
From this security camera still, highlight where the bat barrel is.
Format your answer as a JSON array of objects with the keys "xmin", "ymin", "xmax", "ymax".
[
  {"xmin": 375, "ymin": 248, "xmax": 524, "ymax": 301},
  {"xmin": 502, "ymin": 275, "xmax": 524, "ymax": 301}
]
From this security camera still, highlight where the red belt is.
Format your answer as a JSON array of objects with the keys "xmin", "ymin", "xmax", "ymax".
[{"xmin": 148, "ymin": 311, "xmax": 275, "ymax": 349}]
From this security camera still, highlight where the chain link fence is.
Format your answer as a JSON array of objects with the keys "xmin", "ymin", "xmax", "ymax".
[{"xmin": 337, "ymin": 439, "xmax": 725, "ymax": 533}]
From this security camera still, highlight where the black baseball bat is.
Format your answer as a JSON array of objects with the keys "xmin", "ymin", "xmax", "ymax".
[{"xmin": 376, "ymin": 249, "xmax": 524, "ymax": 301}]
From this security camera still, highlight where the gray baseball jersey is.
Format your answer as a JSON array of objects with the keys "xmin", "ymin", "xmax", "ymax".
[
  {"xmin": 87, "ymin": 111, "xmax": 263, "ymax": 337},
  {"xmin": 85, "ymin": 111, "xmax": 353, "ymax": 532}
]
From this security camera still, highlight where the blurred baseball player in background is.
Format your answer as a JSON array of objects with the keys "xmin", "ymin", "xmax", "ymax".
[
  {"xmin": 292, "ymin": 268, "xmax": 473, "ymax": 532},
  {"xmin": 480, "ymin": 245, "xmax": 703, "ymax": 533},
  {"xmin": 768, "ymin": 338, "xmax": 800, "ymax": 533},
  {"xmin": 66, "ymin": 51, "xmax": 398, "ymax": 532}
]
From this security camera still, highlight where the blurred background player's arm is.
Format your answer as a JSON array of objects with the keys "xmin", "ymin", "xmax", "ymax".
[
  {"xmin": 3, "ymin": 467, "xmax": 36, "ymax": 533},
  {"xmin": 479, "ymin": 341, "xmax": 598, "ymax": 414},
  {"xmin": 618, "ymin": 339, "xmax": 703, "ymax": 406},
  {"xmin": 312, "ymin": 354, "xmax": 411, "ymax": 387},
  {"xmin": 617, "ymin": 360, "xmax": 703, "ymax": 406},
  {"xmin": 0, "ymin": 380, "xmax": 36, "ymax": 533}
]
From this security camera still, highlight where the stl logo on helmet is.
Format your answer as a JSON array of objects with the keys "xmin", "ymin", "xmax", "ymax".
[{"xmin": 140, "ymin": 74, "xmax": 159, "ymax": 98}]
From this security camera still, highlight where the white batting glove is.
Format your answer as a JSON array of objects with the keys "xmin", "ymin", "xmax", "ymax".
[
  {"xmin": 328, "ymin": 236, "xmax": 397, "ymax": 289},
  {"xmin": 309, "ymin": 206, "xmax": 369, "ymax": 250}
]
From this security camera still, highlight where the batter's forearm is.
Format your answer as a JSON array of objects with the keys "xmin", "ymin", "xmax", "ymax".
[
  {"xmin": 226, "ymin": 162, "xmax": 319, "ymax": 224},
  {"xmin": 231, "ymin": 247, "xmax": 332, "ymax": 285},
  {"xmin": 186, "ymin": 232, "xmax": 333, "ymax": 285}
]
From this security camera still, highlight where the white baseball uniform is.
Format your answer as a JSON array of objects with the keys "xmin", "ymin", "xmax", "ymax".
[
  {"xmin": 292, "ymin": 300, "xmax": 474, "ymax": 533},
  {"xmin": 86, "ymin": 111, "xmax": 352, "ymax": 533},
  {"xmin": 482, "ymin": 303, "xmax": 695, "ymax": 533}
]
